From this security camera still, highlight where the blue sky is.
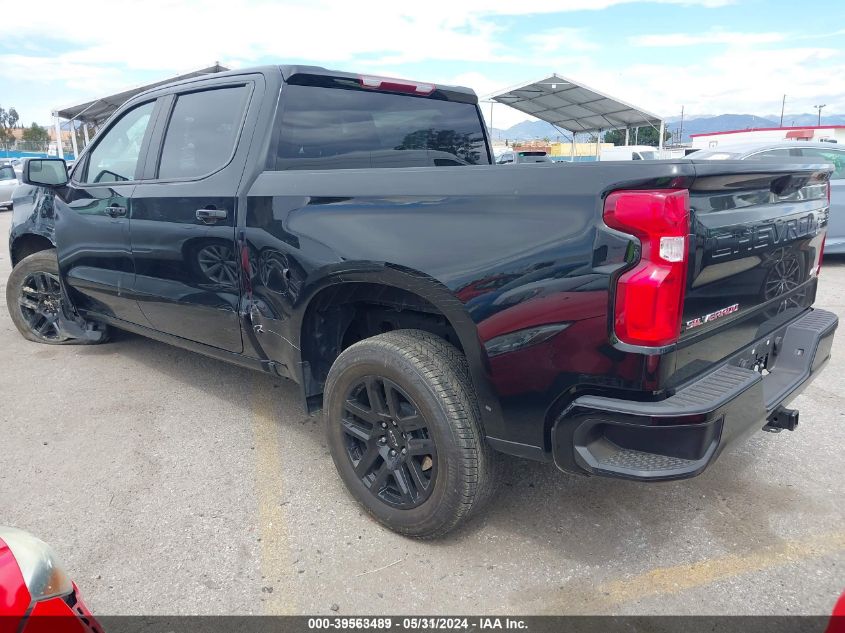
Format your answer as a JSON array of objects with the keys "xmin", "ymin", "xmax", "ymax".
[{"xmin": 1, "ymin": 0, "xmax": 843, "ymax": 129}]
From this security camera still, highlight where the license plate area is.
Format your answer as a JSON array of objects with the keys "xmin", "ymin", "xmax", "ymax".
[{"xmin": 731, "ymin": 336, "xmax": 776, "ymax": 375}]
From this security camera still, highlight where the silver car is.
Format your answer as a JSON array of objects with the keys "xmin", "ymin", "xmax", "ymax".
[
  {"xmin": 0, "ymin": 163, "xmax": 19, "ymax": 210},
  {"xmin": 692, "ymin": 141, "xmax": 845, "ymax": 253}
]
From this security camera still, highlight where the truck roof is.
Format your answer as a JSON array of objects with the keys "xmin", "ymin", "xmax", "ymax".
[
  {"xmin": 124, "ymin": 64, "xmax": 478, "ymax": 106},
  {"xmin": 279, "ymin": 65, "xmax": 478, "ymax": 101}
]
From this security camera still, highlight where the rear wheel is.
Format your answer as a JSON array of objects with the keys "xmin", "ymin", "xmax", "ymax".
[
  {"xmin": 6, "ymin": 249, "xmax": 108, "ymax": 345},
  {"xmin": 324, "ymin": 329, "xmax": 497, "ymax": 538}
]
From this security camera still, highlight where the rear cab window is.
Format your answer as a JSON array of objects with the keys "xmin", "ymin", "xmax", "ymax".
[{"xmin": 274, "ymin": 78, "xmax": 490, "ymax": 170}]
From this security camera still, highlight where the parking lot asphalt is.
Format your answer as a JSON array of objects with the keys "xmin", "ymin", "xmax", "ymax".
[{"xmin": 0, "ymin": 209, "xmax": 842, "ymax": 616}]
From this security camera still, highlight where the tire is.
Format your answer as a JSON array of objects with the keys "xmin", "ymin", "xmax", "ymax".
[
  {"xmin": 5, "ymin": 249, "xmax": 108, "ymax": 345},
  {"xmin": 324, "ymin": 329, "xmax": 497, "ymax": 538}
]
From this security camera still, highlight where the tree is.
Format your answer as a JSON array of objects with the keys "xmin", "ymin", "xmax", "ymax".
[
  {"xmin": 0, "ymin": 106, "xmax": 19, "ymax": 144},
  {"xmin": 22, "ymin": 122, "xmax": 50, "ymax": 150},
  {"xmin": 603, "ymin": 126, "xmax": 671, "ymax": 146}
]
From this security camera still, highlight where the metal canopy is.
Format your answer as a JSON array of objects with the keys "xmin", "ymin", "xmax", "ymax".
[
  {"xmin": 53, "ymin": 63, "xmax": 229, "ymax": 125},
  {"xmin": 490, "ymin": 73, "xmax": 662, "ymax": 134}
]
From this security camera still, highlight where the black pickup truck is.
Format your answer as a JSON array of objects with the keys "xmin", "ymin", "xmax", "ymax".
[{"xmin": 7, "ymin": 65, "xmax": 837, "ymax": 537}]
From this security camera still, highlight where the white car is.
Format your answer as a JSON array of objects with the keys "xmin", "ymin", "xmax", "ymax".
[
  {"xmin": 0, "ymin": 164, "xmax": 19, "ymax": 210},
  {"xmin": 496, "ymin": 150, "xmax": 555, "ymax": 165},
  {"xmin": 599, "ymin": 145, "xmax": 660, "ymax": 161},
  {"xmin": 691, "ymin": 141, "xmax": 845, "ymax": 254}
]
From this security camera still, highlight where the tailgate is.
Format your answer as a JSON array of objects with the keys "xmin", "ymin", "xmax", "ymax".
[{"xmin": 675, "ymin": 160, "xmax": 830, "ymax": 373}]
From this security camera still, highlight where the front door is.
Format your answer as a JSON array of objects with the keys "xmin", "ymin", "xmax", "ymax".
[
  {"xmin": 55, "ymin": 99, "xmax": 158, "ymax": 324},
  {"xmin": 129, "ymin": 81, "xmax": 258, "ymax": 353}
]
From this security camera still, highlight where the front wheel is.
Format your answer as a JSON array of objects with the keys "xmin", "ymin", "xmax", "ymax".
[
  {"xmin": 324, "ymin": 329, "xmax": 497, "ymax": 538},
  {"xmin": 5, "ymin": 249, "xmax": 108, "ymax": 345}
]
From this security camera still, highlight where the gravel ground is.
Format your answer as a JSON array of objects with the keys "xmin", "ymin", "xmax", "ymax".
[{"xmin": 0, "ymin": 210, "xmax": 842, "ymax": 616}]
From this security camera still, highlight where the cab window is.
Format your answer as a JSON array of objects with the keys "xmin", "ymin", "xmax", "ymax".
[
  {"xmin": 157, "ymin": 85, "xmax": 250, "ymax": 179},
  {"xmin": 80, "ymin": 101, "xmax": 155, "ymax": 184}
]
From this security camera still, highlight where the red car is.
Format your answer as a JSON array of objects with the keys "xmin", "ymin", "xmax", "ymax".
[{"xmin": 0, "ymin": 527, "xmax": 101, "ymax": 633}]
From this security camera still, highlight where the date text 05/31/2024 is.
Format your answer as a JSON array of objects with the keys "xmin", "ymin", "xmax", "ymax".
[{"xmin": 307, "ymin": 617, "xmax": 529, "ymax": 630}]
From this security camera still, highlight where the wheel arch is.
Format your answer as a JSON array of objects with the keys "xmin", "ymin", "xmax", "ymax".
[
  {"xmin": 10, "ymin": 232, "xmax": 55, "ymax": 267},
  {"xmin": 292, "ymin": 264, "xmax": 505, "ymax": 435}
]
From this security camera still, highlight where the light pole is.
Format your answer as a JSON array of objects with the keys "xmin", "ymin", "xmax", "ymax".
[{"xmin": 814, "ymin": 104, "xmax": 826, "ymax": 126}]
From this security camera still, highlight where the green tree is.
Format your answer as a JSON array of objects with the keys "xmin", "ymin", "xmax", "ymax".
[
  {"xmin": 603, "ymin": 126, "xmax": 671, "ymax": 146},
  {"xmin": 22, "ymin": 122, "xmax": 50, "ymax": 150},
  {"xmin": 0, "ymin": 106, "xmax": 20, "ymax": 144}
]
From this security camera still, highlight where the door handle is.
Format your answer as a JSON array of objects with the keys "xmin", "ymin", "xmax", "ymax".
[
  {"xmin": 106, "ymin": 205, "xmax": 127, "ymax": 218},
  {"xmin": 196, "ymin": 208, "xmax": 228, "ymax": 223}
]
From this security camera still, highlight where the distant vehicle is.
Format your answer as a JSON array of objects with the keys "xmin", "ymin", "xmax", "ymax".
[
  {"xmin": 0, "ymin": 164, "xmax": 18, "ymax": 210},
  {"xmin": 692, "ymin": 141, "xmax": 845, "ymax": 254},
  {"xmin": 496, "ymin": 150, "xmax": 554, "ymax": 165},
  {"xmin": 600, "ymin": 145, "xmax": 660, "ymax": 161},
  {"xmin": 0, "ymin": 526, "xmax": 101, "ymax": 632}
]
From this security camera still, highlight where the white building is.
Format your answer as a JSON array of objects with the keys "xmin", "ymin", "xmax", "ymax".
[{"xmin": 691, "ymin": 125, "xmax": 845, "ymax": 150}]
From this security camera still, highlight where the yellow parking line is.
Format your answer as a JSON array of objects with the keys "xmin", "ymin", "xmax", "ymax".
[
  {"xmin": 540, "ymin": 531, "xmax": 845, "ymax": 613},
  {"xmin": 252, "ymin": 380, "xmax": 299, "ymax": 615}
]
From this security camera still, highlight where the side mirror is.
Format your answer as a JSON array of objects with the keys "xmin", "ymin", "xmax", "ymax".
[{"xmin": 23, "ymin": 158, "xmax": 69, "ymax": 187}]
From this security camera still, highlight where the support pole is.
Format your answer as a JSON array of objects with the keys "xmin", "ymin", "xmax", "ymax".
[
  {"xmin": 658, "ymin": 121, "xmax": 665, "ymax": 156},
  {"xmin": 82, "ymin": 123, "xmax": 90, "ymax": 147},
  {"xmin": 625, "ymin": 128, "xmax": 630, "ymax": 146},
  {"xmin": 69, "ymin": 119, "xmax": 79, "ymax": 160},
  {"xmin": 596, "ymin": 129, "xmax": 601, "ymax": 159},
  {"xmin": 570, "ymin": 134, "xmax": 575, "ymax": 162},
  {"xmin": 53, "ymin": 112, "xmax": 62, "ymax": 158}
]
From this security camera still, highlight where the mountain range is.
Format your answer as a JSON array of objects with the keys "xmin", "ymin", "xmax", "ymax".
[{"xmin": 491, "ymin": 113, "xmax": 845, "ymax": 143}]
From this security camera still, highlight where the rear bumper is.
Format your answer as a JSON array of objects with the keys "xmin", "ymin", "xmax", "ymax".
[{"xmin": 551, "ymin": 308, "xmax": 838, "ymax": 481}]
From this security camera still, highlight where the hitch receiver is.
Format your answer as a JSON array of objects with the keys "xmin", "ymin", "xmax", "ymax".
[{"xmin": 764, "ymin": 406, "xmax": 799, "ymax": 433}]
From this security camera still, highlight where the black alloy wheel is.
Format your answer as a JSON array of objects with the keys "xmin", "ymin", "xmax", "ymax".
[
  {"xmin": 6, "ymin": 249, "xmax": 108, "ymax": 346},
  {"xmin": 324, "ymin": 329, "xmax": 498, "ymax": 538},
  {"xmin": 341, "ymin": 376, "xmax": 437, "ymax": 509},
  {"xmin": 17, "ymin": 271, "xmax": 68, "ymax": 342}
]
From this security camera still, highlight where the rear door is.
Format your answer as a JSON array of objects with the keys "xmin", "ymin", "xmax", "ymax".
[
  {"xmin": 55, "ymin": 98, "xmax": 159, "ymax": 324},
  {"xmin": 129, "ymin": 76, "xmax": 262, "ymax": 353}
]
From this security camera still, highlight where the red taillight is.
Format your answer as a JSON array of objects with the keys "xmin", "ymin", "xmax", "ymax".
[
  {"xmin": 603, "ymin": 189, "xmax": 690, "ymax": 347},
  {"xmin": 358, "ymin": 75, "xmax": 435, "ymax": 95}
]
